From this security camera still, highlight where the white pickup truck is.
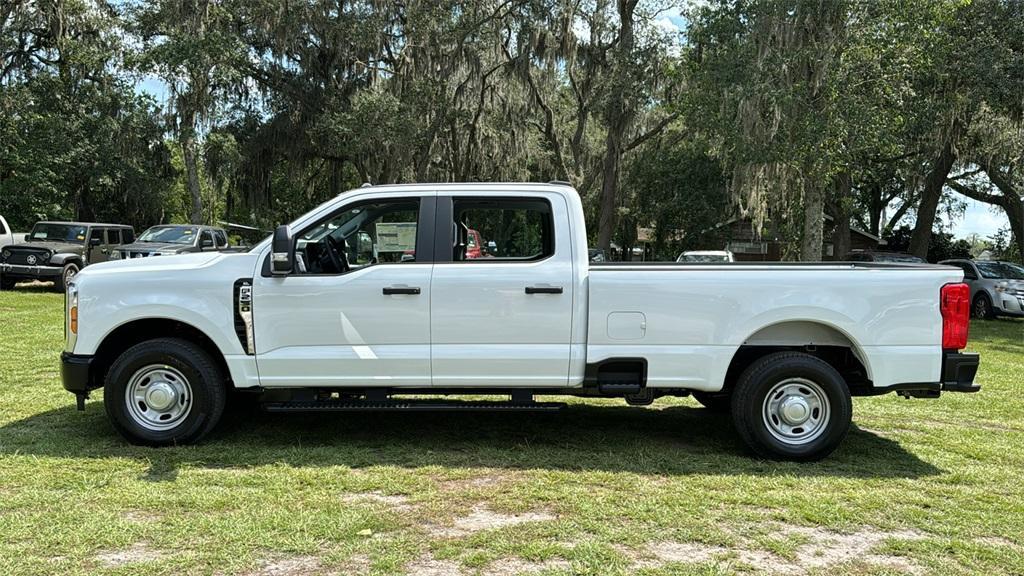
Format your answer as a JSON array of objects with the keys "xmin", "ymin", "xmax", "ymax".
[
  {"xmin": 0, "ymin": 215, "xmax": 21, "ymax": 249},
  {"xmin": 60, "ymin": 183, "xmax": 980, "ymax": 460}
]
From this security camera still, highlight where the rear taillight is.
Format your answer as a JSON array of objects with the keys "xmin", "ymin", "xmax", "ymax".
[{"xmin": 940, "ymin": 283, "xmax": 970, "ymax": 350}]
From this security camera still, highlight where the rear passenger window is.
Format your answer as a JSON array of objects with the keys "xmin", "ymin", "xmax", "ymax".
[
  {"xmin": 107, "ymin": 229, "xmax": 121, "ymax": 244},
  {"xmin": 451, "ymin": 199, "xmax": 554, "ymax": 261},
  {"xmin": 214, "ymin": 230, "xmax": 228, "ymax": 248},
  {"xmin": 122, "ymin": 229, "xmax": 135, "ymax": 243}
]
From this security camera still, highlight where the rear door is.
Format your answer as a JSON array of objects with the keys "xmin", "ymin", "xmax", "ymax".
[{"xmin": 430, "ymin": 192, "xmax": 574, "ymax": 387}]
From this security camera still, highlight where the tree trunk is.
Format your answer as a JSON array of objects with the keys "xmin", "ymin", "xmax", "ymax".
[
  {"xmin": 595, "ymin": 0, "xmax": 638, "ymax": 253},
  {"xmin": 596, "ymin": 132, "xmax": 623, "ymax": 252},
  {"xmin": 180, "ymin": 109, "xmax": 203, "ymax": 225},
  {"xmin": 831, "ymin": 172, "xmax": 852, "ymax": 260},
  {"xmin": 909, "ymin": 133, "xmax": 958, "ymax": 259},
  {"xmin": 801, "ymin": 180, "xmax": 824, "ymax": 261},
  {"xmin": 1008, "ymin": 200, "xmax": 1024, "ymax": 265}
]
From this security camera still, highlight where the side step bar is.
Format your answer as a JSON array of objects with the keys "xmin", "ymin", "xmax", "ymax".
[{"xmin": 262, "ymin": 399, "xmax": 567, "ymax": 413}]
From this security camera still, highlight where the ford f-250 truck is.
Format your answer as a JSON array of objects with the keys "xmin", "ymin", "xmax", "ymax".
[{"xmin": 60, "ymin": 183, "xmax": 980, "ymax": 460}]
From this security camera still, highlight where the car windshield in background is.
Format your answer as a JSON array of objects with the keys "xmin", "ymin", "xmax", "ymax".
[
  {"xmin": 682, "ymin": 254, "xmax": 728, "ymax": 262},
  {"xmin": 873, "ymin": 254, "xmax": 925, "ymax": 263},
  {"xmin": 976, "ymin": 261, "xmax": 1024, "ymax": 280},
  {"xmin": 29, "ymin": 223, "xmax": 87, "ymax": 243},
  {"xmin": 139, "ymin": 226, "xmax": 198, "ymax": 245}
]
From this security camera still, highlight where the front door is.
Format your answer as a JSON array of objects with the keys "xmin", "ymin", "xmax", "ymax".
[
  {"xmin": 253, "ymin": 195, "xmax": 435, "ymax": 387},
  {"xmin": 430, "ymin": 193, "xmax": 574, "ymax": 387}
]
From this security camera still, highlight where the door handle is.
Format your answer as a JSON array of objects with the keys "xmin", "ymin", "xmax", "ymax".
[
  {"xmin": 525, "ymin": 286, "xmax": 563, "ymax": 294},
  {"xmin": 383, "ymin": 286, "xmax": 421, "ymax": 295}
]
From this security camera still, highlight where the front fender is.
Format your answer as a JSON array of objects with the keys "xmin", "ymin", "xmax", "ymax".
[
  {"xmin": 71, "ymin": 253, "xmax": 259, "ymax": 357},
  {"xmin": 49, "ymin": 253, "xmax": 84, "ymax": 267}
]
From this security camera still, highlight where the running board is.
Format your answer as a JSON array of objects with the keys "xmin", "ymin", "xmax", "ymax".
[{"xmin": 261, "ymin": 399, "xmax": 567, "ymax": 413}]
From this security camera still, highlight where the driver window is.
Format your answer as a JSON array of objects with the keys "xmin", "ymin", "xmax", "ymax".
[{"xmin": 295, "ymin": 199, "xmax": 420, "ymax": 275}]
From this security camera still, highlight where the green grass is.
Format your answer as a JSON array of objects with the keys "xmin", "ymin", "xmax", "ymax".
[{"xmin": 0, "ymin": 288, "xmax": 1022, "ymax": 575}]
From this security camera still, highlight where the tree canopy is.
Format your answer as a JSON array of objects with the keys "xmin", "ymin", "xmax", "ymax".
[{"xmin": 1, "ymin": 0, "xmax": 1021, "ymax": 262}]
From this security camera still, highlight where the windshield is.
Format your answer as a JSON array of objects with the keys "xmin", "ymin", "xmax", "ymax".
[
  {"xmin": 681, "ymin": 253, "xmax": 728, "ymax": 262},
  {"xmin": 976, "ymin": 261, "xmax": 1024, "ymax": 280},
  {"xmin": 29, "ymin": 223, "xmax": 87, "ymax": 244},
  {"xmin": 138, "ymin": 226, "xmax": 199, "ymax": 245}
]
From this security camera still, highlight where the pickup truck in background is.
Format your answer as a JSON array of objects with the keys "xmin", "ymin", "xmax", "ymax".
[
  {"xmin": 59, "ymin": 183, "xmax": 980, "ymax": 461},
  {"xmin": 0, "ymin": 215, "xmax": 22, "ymax": 250},
  {"xmin": 112, "ymin": 224, "xmax": 233, "ymax": 259}
]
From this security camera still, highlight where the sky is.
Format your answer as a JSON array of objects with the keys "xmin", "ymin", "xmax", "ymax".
[{"xmin": 953, "ymin": 195, "xmax": 1012, "ymax": 240}]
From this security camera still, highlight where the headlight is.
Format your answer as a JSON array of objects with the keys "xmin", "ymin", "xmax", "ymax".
[
  {"xmin": 67, "ymin": 282, "xmax": 79, "ymax": 335},
  {"xmin": 110, "ymin": 250, "xmax": 121, "ymax": 260},
  {"xmin": 1, "ymin": 249, "xmax": 10, "ymax": 261}
]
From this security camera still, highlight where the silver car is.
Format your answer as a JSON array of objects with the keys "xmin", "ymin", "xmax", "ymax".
[{"xmin": 939, "ymin": 259, "xmax": 1024, "ymax": 319}]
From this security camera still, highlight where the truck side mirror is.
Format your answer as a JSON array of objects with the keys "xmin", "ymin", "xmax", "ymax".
[
  {"xmin": 90, "ymin": 237, "xmax": 102, "ymax": 247},
  {"xmin": 23, "ymin": 234, "xmax": 30, "ymax": 242},
  {"xmin": 271, "ymin": 225, "xmax": 294, "ymax": 275},
  {"xmin": 201, "ymin": 238, "xmax": 214, "ymax": 249}
]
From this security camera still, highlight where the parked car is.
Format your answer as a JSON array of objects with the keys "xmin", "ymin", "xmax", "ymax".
[
  {"xmin": 113, "ymin": 225, "xmax": 231, "ymax": 259},
  {"xmin": 1, "ymin": 221, "xmax": 134, "ymax": 290},
  {"xmin": 939, "ymin": 259, "xmax": 1024, "ymax": 319},
  {"xmin": 677, "ymin": 250, "xmax": 735, "ymax": 263},
  {"xmin": 844, "ymin": 250, "xmax": 925, "ymax": 264},
  {"xmin": 0, "ymin": 215, "xmax": 26, "ymax": 250},
  {"xmin": 60, "ymin": 183, "xmax": 978, "ymax": 461}
]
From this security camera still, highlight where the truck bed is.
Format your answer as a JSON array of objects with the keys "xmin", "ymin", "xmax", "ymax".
[{"xmin": 585, "ymin": 261, "xmax": 962, "ymax": 392}]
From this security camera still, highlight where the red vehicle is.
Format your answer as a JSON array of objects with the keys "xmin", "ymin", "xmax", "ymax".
[{"xmin": 464, "ymin": 228, "xmax": 487, "ymax": 259}]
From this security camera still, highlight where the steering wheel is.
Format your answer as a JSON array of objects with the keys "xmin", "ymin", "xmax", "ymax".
[{"xmin": 324, "ymin": 234, "xmax": 349, "ymax": 273}]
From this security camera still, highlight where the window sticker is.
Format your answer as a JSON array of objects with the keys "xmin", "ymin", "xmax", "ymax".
[{"xmin": 374, "ymin": 222, "xmax": 417, "ymax": 252}]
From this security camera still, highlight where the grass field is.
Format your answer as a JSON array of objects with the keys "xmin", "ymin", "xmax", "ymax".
[{"xmin": 0, "ymin": 288, "xmax": 1022, "ymax": 576}]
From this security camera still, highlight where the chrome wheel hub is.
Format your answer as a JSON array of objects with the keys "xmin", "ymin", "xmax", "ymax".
[
  {"xmin": 125, "ymin": 365, "xmax": 192, "ymax": 431},
  {"xmin": 762, "ymin": 378, "xmax": 830, "ymax": 445}
]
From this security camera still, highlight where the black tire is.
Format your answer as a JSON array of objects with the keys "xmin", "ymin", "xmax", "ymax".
[
  {"xmin": 0, "ymin": 275, "xmax": 15, "ymax": 290},
  {"xmin": 691, "ymin": 391, "xmax": 731, "ymax": 413},
  {"xmin": 972, "ymin": 293, "xmax": 995, "ymax": 320},
  {"xmin": 57, "ymin": 262, "xmax": 80, "ymax": 291},
  {"xmin": 730, "ymin": 352, "xmax": 852, "ymax": 462},
  {"xmin": 104, "ymin": 337, "xmax": 226, "ymax": 446}
]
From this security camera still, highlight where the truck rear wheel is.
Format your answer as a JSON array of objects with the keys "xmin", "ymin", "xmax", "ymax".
[
  {"xmin": 104, "ymin": 338, "xmax": 226, "ymax": 446},
  {"xmin": 730, "ymin": 352, "xmax": 851, "ymax": 461}
]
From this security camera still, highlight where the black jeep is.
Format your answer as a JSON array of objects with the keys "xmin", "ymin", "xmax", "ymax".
[{"xmin": 0, "ymin": 221, "xmax": 135, "ymax": 290}]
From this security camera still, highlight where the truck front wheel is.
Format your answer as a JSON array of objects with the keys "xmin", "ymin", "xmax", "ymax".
[
  {"xmin": 104, "ymin": 338, "xmax": 226, "ymax": 446},
  {"xmin": 731, "ymin": 352, "xmax": 851, "ymax": 461}
]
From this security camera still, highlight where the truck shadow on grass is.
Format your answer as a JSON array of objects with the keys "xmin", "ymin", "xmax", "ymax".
[{"xmin": 0, "ymin": 401, "xmax": 941, "ymax": 481}]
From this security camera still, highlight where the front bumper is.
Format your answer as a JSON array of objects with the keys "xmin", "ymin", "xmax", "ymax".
[
  {"xmin": 996, "ymin": 294, "xmax": 1024, "ymax": 317},
  {"xmin": 61, "ymin": 352, "xmax": 97, "ymax": 395},
  {"xmin": 1, "ymin": 263, "xmax": 62, "ymax": 279}
]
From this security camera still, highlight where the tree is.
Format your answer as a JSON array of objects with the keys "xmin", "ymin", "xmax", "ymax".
[{"xmin": 132, "ymin": 0, "xmax": 243, "ymax": 224}]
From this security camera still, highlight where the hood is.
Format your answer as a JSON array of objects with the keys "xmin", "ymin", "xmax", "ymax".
[
  {"xmin": 118, "ymin": 241, "xmax": 193, "ymax": 253},
  {"xmin": 81, "ymin": 251, "xmax": 251, "ymax": 277},
  {"xmin": 4, "ymin": 240, "xmax": 83, "ymax": 253}
]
